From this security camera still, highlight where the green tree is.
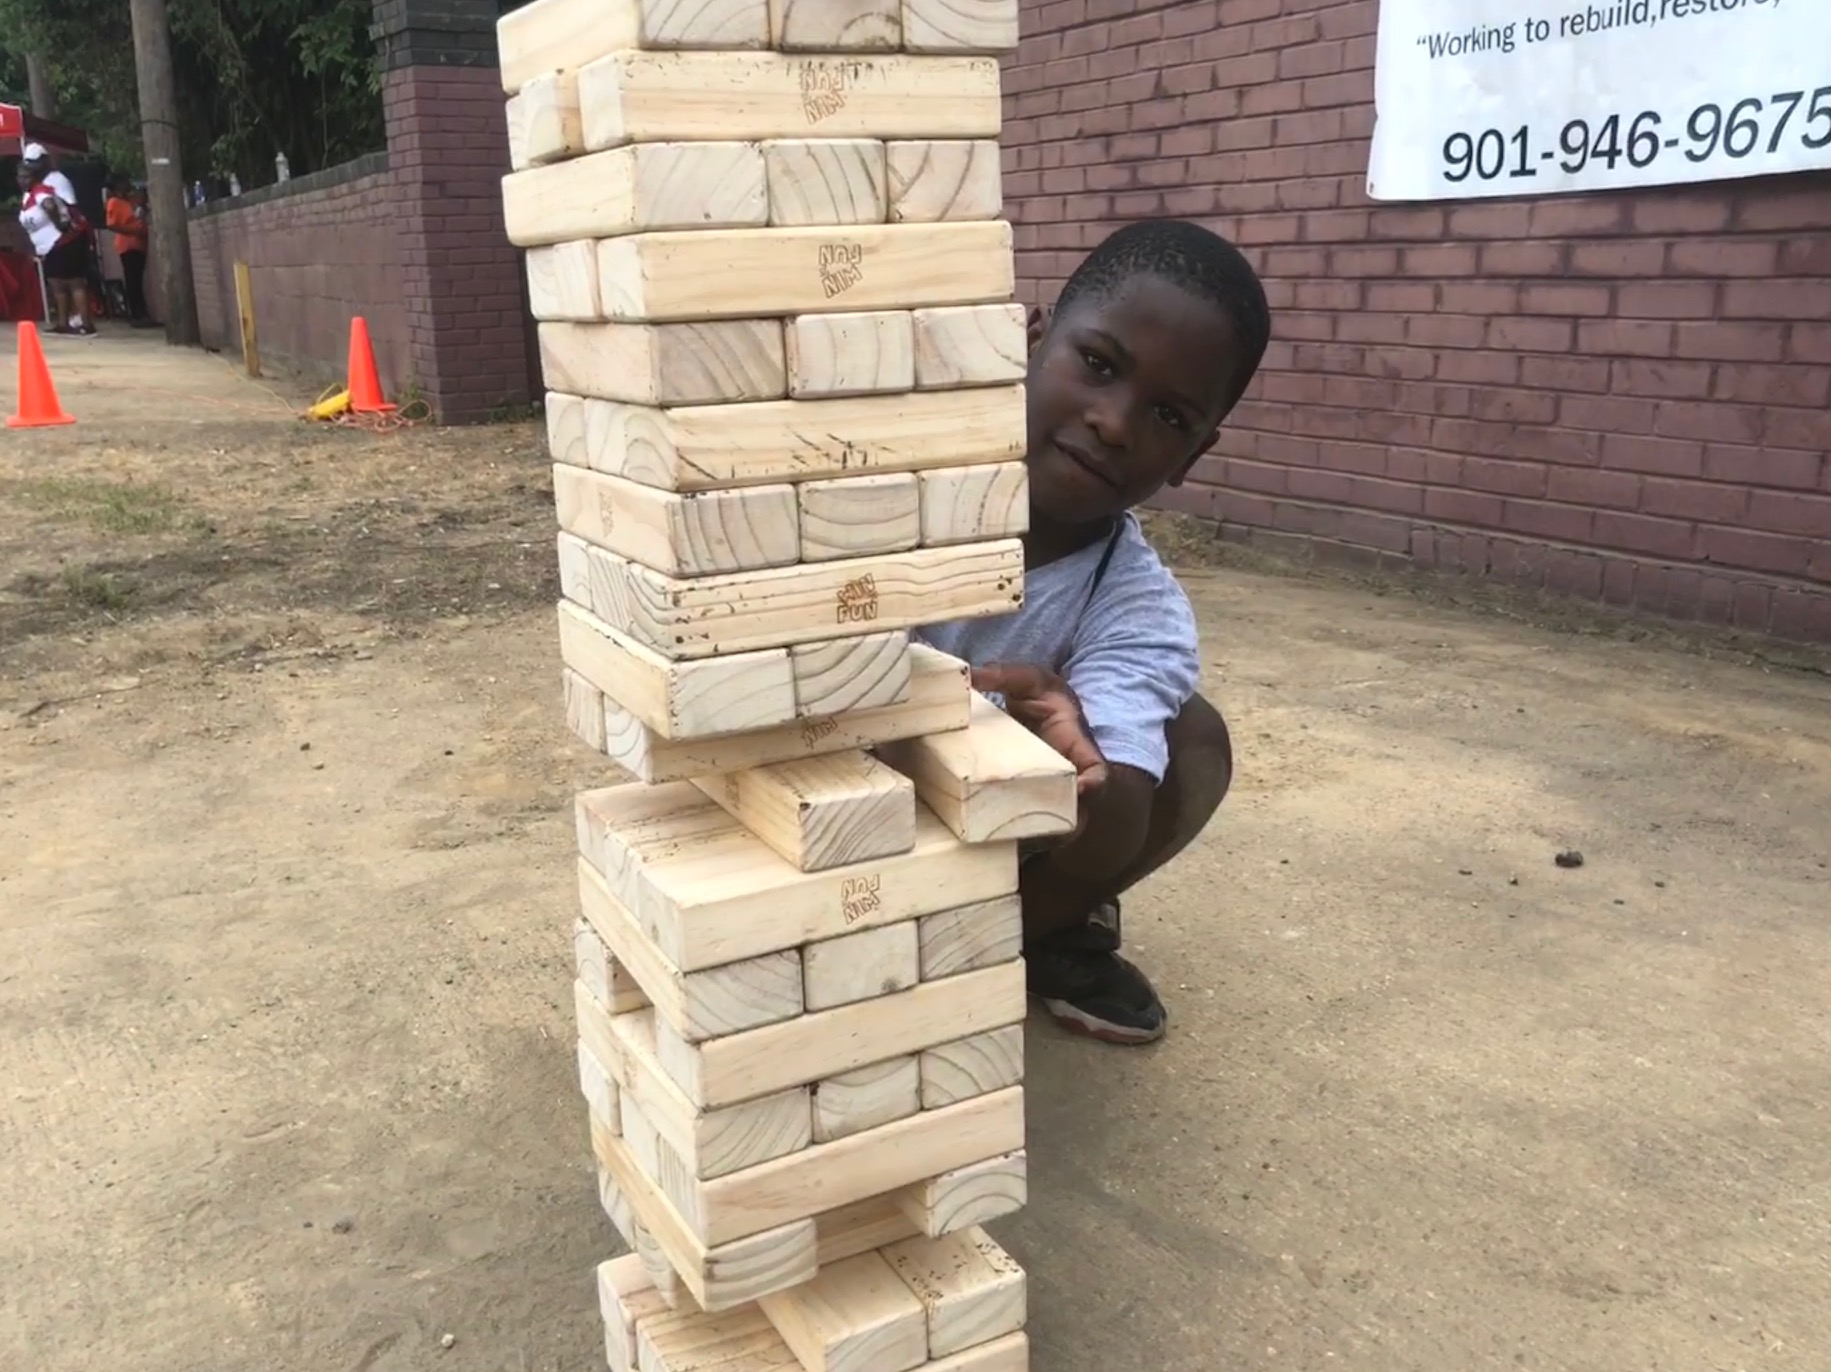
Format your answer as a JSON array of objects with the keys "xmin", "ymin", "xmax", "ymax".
[{"xmin": 0, "ymin": 0, "xmax": 382, "ymax": 186}]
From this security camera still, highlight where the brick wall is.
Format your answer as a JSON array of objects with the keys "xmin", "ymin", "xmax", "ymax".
[
  {"xmin": 186, "ymin": 0, "xmax": 536, "ymax": 422},
  {"xmin": 190, "ymin": 156, "xmax": 408, "ymax": 393},
  {"xmin": 1002, "ymin": 0, "xmax": 1831, "ymax": 643}
]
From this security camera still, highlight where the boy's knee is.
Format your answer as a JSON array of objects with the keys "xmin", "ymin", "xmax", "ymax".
[{"xmin": 1165, "ymin": 692, "xmax": 1232, "ymax": 823}]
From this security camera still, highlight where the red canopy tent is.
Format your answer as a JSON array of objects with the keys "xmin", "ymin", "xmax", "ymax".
[{"xmin": 1, "ymin": 105, "xmax": 92, "ymax": 323}]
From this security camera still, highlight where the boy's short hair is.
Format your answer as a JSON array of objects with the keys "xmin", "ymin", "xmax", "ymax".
[{"xmin": 1055, "ymin": 218, "xmax": 1271, "ymax": 414}]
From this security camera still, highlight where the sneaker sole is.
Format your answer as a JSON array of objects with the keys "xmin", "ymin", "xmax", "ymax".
[{"xmin": 1039, "ymin": 996, "xmax": 1166, "ymax": 1046}]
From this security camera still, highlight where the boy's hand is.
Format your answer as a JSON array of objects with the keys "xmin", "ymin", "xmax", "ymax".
[{"xmin": 971, "ymin": 663, "xmax": 1109, "ymax": 798}]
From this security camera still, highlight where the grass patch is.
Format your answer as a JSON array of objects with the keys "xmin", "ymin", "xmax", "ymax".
[
  {"xmin": 11, "ymin": 477, "xmax": 194, "ymax": 535},
  {"xmin": 60, "ymin": 566, "xmax": 135, "ymax": 611}
]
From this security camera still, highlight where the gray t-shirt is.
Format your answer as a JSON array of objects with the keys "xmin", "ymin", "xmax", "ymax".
[{"xmin": 914, "ymin": 514, "xmax": 1200, "ymax": 783}]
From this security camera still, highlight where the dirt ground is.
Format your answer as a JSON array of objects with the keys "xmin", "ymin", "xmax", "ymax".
[{"xmin": 4, "ymin": 332, "xmax": 1831, "ymax": 1372}]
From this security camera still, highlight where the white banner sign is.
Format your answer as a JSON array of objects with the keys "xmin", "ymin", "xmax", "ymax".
[{"xmin": 1367, "ymin": 0, "xmax": 1831, "ymax": 201}]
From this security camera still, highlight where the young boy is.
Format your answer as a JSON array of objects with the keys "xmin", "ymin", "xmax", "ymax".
[{"xmin": 916, "ymin": 219, "xmax": 1271, "ymax": 1047}]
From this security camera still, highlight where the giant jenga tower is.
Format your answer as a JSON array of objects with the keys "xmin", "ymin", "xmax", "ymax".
[{"xmin": 494, "ymin": 1, "xmax": 1068, "ymax": 1369}]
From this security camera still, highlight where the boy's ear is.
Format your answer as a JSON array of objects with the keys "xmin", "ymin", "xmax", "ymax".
[
  {"xmin": 1165, "ymin": 428, "xmax": 1222, "ymax": 488},
  {"xmin": 1025, "ymin": 305, "xmax": 1048, "ymax": 355}
]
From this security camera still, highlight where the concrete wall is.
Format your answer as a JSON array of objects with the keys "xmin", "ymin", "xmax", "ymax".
[
  {"xmin": 1002, "ymin": 0, "xmax": 1831, "ymax": 641},
  {"xmin": 186, "ymin": 0, "xmax": 535, "ymax": 421}
]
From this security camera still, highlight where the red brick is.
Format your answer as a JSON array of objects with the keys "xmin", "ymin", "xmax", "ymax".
[
  {"xmin": 1518, "ymin": 283, "xmax": 1612, "ymax": 316},
  {"xmin": 1617, "ymin": 282, "xmax": 1718, "ymax": 319},
  {"xmin": 1569, "ymin": 240, "xmax": 1667, "ymax": 276},
  {"xmin": 1672, "ymin": 321, "xmax": 1786, "ymax": 363},
  {"xmin": 1769, "ymin": 591, "xmax": 1831, "ymax": 644},
  {"xmin": 1701, "ymin": 445, "xmax": 1822, "ymax": 492},
  {"xmin": 1641, "ymin": 477, "xmax": 1749, "ymax": 524},
  {"xmin": 1549, "ymin": 467, "xmax": 1640, "ymax": 511},
  {"xmin": 1746, "ymin": 491, "xmax": 1831, "ymax": 539},
  {"xmin": 1668, "ymin": 240, "xmax": 1778, "ymax": 277},
  {"xmin": 1602, "ymin": 433, "xmax": 1705, "ymax": 478},
  {"xmin": 1722, "ymin": 280, "xmax": 1831, "ymax": 321},
  {"xmin": 1714, "ymin": 365, "xmax": 1831, "ymax": 409},
  {"xmin": 1503, "ymin": 499, "xmax": 1594, "ymax": 543},
  {"xmin": 1699, "ymin": 527, "xmax": 1816, "ymax": 578},
  {"xmin": 1545, "ymin": 549, "xmax": 1605, "ymax": 600},
  {"xmin": 1520, "ymin": 355, "xmax": 1609, "ymax": 393},
  {"xmin": 1593, "ymin": 510, "xmax": 1696, "ymax": 560},
  {"xmin": 1576, "ymin": 319, "xmax": 1675, "ymax": 358}
]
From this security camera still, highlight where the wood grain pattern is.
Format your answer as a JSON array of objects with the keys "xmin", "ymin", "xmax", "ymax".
[
  {"xmin": 570, "ymin": 384, "xmax": 1025, "ymax": 493},
  {"xmin": 504, "ymin": 143, "xmax": 766, "ymax": 249},
  {"xmin": 505, "ymin": 71, "xmax": 583, "ymax": 170},
  {"xmin": 789, "ymin": 631, "xmax": 911, "ymax": 716},
  {"xmin": 577, "ymin": 51, "xmax": 1000, "ymax": 149},
  {"xmin": 598, "ymin": 1255, "xmax": 674, "ymax": 1372},
  {"xmin": 557, "ymin": 596, "xmax": 797, "ymax": 740},
  {"xmin": 894, "ymin": 1150, "xmax": 1026, "ymax": 1238},
  {"xmin": 498, "ymin": 0, "xmax": 637, "ymax": 94},
  {"xmin": 693, "ymin": 750, "xmax": 916, "ymax": 873},
  {"xmin": 917, "ymin": 462, "xmax": 1028, "ymax": 545},
  {"xmin": 786, "ymin": 311, "xmax": 912, "ymax": 397},
  {"xmin": 885, "ymin": 140, "xmax": 1001, "ymax": 222},
  {"xmin": 553, "ymin": 463, "xmax": 800, "ymax": 577},
  {"xmin": 539, "ymin": 320, "xmax": 787, "ymax": 406},
  {"xmin": 578, "ymin": 1036, "xmax": 620, "ymax": 1125},
  {"xmin": 579, "ymin": 539, "xmax": 1023, "ymax": 659},
  {"xmin": 526, "ymin": 242, "xmax": 601, "ymax": 320},
  {"xmin": 604, "ymin": 639, "xmax": 959, "ymax": 785},
  {"xmin": 556, "ymin": 524, "xmax": 595, "ymax": 600},
  {"xmin": 769, "ymin": 0, "xmax": 899, "ymax": 50},
  {"xmin": 899, "ymin": 0, "xmax": 1019, "ymax": 52},
  {"xmin": 655, "ymin": 963, "xmax": 1025, "ymax": 1109},
  {"xmin": 919, "ymin": 1024, "xmax": 1023, "ymax": 1110},
  {"xmin": 803, "ymin": 920, "xmax": 920, "ymax": 1011},
  {"xmin": 812, "ymin": 1056, "xmax": 920, "ymax": 1143},
  {"xmin": 912, "ymin": 303, "xmax": 1026, "ymax": 388},
  {"xmin": 564, "ymin": 665, "xmax": 607, "ymax": 750},
  {"xmin": 580, "ymin": 780, "xmax": 1013, "ymax": 972},
  {"xmin": 597, "ymin": 222, "xmax": 1014, "ymax": 323},
  {"xmin": 575, "ymin": 914, "xmax": 652, "ymax": 1012},
  {"xmin": 640, "ymin": 0, "xmax": 770, "ymax": 49},
  {"xmin": 883, "ymin": 1230, "xmax": 1026, "ymax": 1361},
  {"xmin": 756, "ymin": 1253, "xmax": 928, "ymax": 1372},
  {"xmin": 639, "ymin": 1302, "xmax": 800, "ymax": 1372},
  {"xmin": 797, "ymin": 473, "xmax": 921, "ymax": 561},
  {"xmin": 764, "ymin": 140, "xmax": 888, "ymax": 227},
  {"xmin": 877, "ymin": 694, "xmax": 1077, "ymax": 842},
  {"xmin": 917, "ymin": 894, "xmax": 1022, "ymax": 980}
]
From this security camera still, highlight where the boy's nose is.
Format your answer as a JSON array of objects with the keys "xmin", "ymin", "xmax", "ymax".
[{"xmin": 1082, "ymin": 388, "xmax": 1131, "ymax": 452}]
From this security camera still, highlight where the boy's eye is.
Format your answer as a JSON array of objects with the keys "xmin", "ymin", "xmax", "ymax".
[
  {"xmin": 1154, "ymin": 404, "xmax": 1189, "ymax": 432},
  {"xmin": 1078, "ymin": 349, "xmax": 1114, "ymax": 378}
]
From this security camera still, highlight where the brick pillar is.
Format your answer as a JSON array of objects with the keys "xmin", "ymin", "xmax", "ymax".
[{"xmin": 373, "ymin": 0, "xmax": 535, "ymax": 422}]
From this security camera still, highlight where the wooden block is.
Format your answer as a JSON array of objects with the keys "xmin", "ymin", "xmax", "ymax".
[
  {"xmin": 877, "ymin": 695, "xmax": 1076, "ymax": 842},
  {"xmin": 504, "ymin": 144, "xmax": 767, "ymax": 249},
  {"xmin": 886, "ymin": 140, "xmax": 1001, "ymax": 223},
  {"xmin": 900, "ymin": 0, "xmax": 1019, "ymax": 52},
  {"xmin": 638, "ymin": 1301, "xmax": 800, "ymax": 1372},
  {"xmin": 912, "ymin": 304, "xmax": 1026, "ymax": 389},
  {"xmin": 592, "ymin": 1112, "xmax": 819, "ymax": 1312},
  {"xmin": 635, "ymin": 1215, "xmax": 686, "ymax": 1308},
  {"xmin": 582, "ymin": 780, "xmax": 1014, "ymax": 970},
  {"xmin": 683, "ymin": 1087, "xmax": 1025, "ymax": 1244},
  {"xmin": 925, "ymin": 1331, "xmax": 1028, "ymax": 1372},
  {"xmin": 565, "ymin": 666, "xmax": 608, "ymax": 751},
  {"xmin": 578, "ymin": 51, "xmax": 1000, "ymax": 149},
  {"xmin": 798, "ymin": 474, "xmax": 921, "ymax": 562},
  {"xmin": 655, "ymin": 963, "xmax": 1025, "ymax": 1108},
  {"xmin": 600, "ymin": 1167, "xmax": 639, "ymax": 1247},
  {"xmin": 895, "ymin": 1150, "xmax": 1025, "ymax": 1238},
  {"xmin": 883, "ymin": 1228, "xmax": 1026, "ymax": 1359},
  {"xmin": 506, "ymin": 72, "xmax": 584, "ymax": 171},
  {"xmin": 557, "ymin": 596, "xmax": 798, "ymax": 740},
  {"xmin": 692, "ymin": 750, "xmax": 917, "ymax": 873},
  {"xmin": 917, "ymin": 895, "xmax": 1021, "ymax": 980},
  {"xmin": 579, "ymin": 985, "xmax": 813, "ymax": 1180},
  {"xmin": 815, "ymin": 1197, "xmax": 924, "ymax": 1264},
  {"xmin": 919, "ymin": 1025, "xmax": 1022, "ymax": 1110},
  {"xmin": 579, "ymin": 1037, "xmax": 621, "ymax": 1125},
  {"xmin": 600, "ymin": 1254, "xmax": 675, "ymax": 1372},
  {"xmin": 790, "ymin": 631, "xmax": 911, "ymax": 716},
  {"xmin": 764, "ymin": 140, "xmax": 887, "ymax": 227},
  {"xmin": 497, "ymin": 0, "xmax": 768, "ymax": 95},
  {"xmin": 579, "ymin": 540, "xmax": 1023, "ymax": 659},
  {"xmin": 803, "ymin": 921, "xmax": 919, "ymax": 1011},
  {"xmin": 786, "ymin": 311, "xmax": 913, "ymax": 398},
  {"xmin": 550, "ymin": 393, "xmax": 592, "ymax": 473},
  {"xmin": 527, "ymin": 242, "xmax": 601, "ymax": 321},
  {"xmin": 757, "ymin": 1252, "xmax": 928, "ymax": 1372},
  {"xmin": 579, "ymin": 859, "xmax": 805, "ymax": 1043},
  {"xmin": 770, "ymin": 0, "xmax": 899, "ymax": 50},
  {"xmin": 812, "ymin": 1055, "xmax": 920, "ymax": 1143},
  {"xmin": 572, "ymin": 385, "xmax": 1024, "ymax": 493},
  {"xmin": 539, "ymin": 320, "xmax": 788, "ymax": 406},
  {"xmin": 577, "ymin": 915, "xmax": 653, "ymax": 1012},
  {"xmin": 554, "ymin": 465, "xmax": 800, "ymax": 577},
  {"xmin": 597, "ymin": 222, "xmax": 1013, "ymax": 323},
  {"xmin": 917, "ymin": 464, "xmax": 1028, "ymax": 546}
]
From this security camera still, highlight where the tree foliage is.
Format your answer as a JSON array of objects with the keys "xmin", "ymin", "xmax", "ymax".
[{"xmin": 0, "ymin": 0, "xmax": 383, "ymax": 188}]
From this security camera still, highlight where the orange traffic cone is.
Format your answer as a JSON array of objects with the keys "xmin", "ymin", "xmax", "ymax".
[
  {"xmin": 346, "ymin": 316, "xmax": 395, "ymax": 414},
  {"xmin": 7, "ymin": 322, "xmax": 76, "ymax": 429}
]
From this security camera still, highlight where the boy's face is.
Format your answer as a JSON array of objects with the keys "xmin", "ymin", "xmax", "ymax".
[{"xmin": 1024, "ymin": 274, "xmax": 1240, "ymax": 528}]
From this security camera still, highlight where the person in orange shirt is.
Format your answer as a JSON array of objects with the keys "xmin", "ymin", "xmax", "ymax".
[{"xmin": 106, "ymin": 176, "xmax": 152, "ymax": 325}]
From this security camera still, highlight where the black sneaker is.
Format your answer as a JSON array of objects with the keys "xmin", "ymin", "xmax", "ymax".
[{"xmin": 1026, "ymin": 901, "xmax": 1168, "ymax": 1045}]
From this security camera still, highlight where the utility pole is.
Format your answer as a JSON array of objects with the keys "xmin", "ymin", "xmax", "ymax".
[
  {"xmin": 128, "ymin": 0, "xmax": 199, "ymax": 345},
  {"xmin": 25, "ymin": 55, "xmax": 58, "ymax": 120}
]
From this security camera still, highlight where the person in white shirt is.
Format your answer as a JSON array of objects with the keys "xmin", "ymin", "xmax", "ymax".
[
  {"xmin": 21, "ymin": 143, "xmax": 78, "ymax": 204},
  {"xmin": 15, "ymin": 162, "xmax": 90, "ymax": 335}
]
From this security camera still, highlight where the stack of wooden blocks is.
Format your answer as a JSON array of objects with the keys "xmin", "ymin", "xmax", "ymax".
[{"xmin": 494, "ymin": 0, "xmax": 1074, "ymax": 1368}]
